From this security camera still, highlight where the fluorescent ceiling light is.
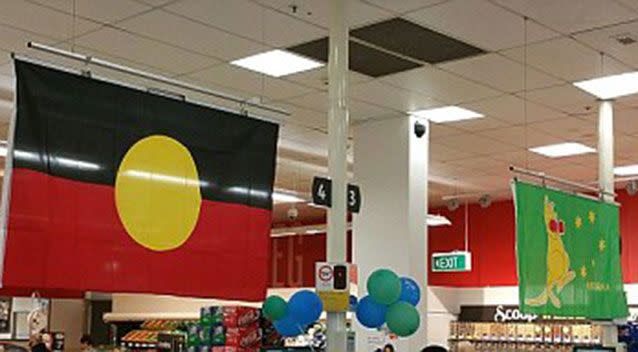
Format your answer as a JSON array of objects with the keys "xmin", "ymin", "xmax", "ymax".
[
  {"xmin": 574, "ymin": 71, "xmax": 638, "ymax": 99},
  {"xmin": 273, "ymin": 191, "xmax": 305, "ymax": 204},
  {"xmin": 231, "ymin": 50, "xmax": 323, "ymax": 77},
  {"xmin": 529, "ymin": 142, "xmax": 595, "ymax": 158},
  {"xmin": 615, "ymin": 164, "xmax": 638, "ymax": 176},
  {"xmin": 0, "ymin": 146, "xmax": 6, "ymax": 158},
  {"xmin": 410, "ymin": 106, "xmax": 483, "ymax": 123},
  {"xmin": 427, "ymin": 214, "xmax": 451, "ymax": 227}
]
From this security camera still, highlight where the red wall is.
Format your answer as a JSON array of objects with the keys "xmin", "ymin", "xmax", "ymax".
[{"xmin": 428, "ymin": 191, "xmax": 638, "ymax": 287}]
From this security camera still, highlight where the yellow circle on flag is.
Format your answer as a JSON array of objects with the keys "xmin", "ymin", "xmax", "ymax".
[{"xmin": 115, "ymin": 135, "xmax": 202, "ymax": 251}]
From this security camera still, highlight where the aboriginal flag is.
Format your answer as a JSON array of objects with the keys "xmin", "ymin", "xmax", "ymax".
[{"xmin": 1, "ymin": 60, "xmax": 279, "ymax": 301}]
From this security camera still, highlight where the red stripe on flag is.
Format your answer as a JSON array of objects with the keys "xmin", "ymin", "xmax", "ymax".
[{"xmin": 3, "ymin": 168, "xmax": 270, "ymax": 301}]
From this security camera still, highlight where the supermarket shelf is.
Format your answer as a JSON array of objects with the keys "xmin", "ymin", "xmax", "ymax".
[{"xmin": 105, "ymin": 312, "xmax": 199, "ymax": 322}]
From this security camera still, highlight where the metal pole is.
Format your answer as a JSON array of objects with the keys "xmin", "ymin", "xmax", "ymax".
[
  {"xmin": 509, "ymin": 165, "xmax": 606, "ymax": 195},
  {"xmin": 598, "ymin": 100, "xmax": 615, "ymax": 203},
  {"xmin": 326, "ymin": 0, "xmax": 348, "ymax": 351},
  {"xmin": 26, "ymin": 42, "xmax": 290, "ymax": 117}
]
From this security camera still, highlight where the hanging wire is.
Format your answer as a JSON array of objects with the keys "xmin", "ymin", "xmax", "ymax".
[
  {"xmin": 523, "ymin": 16, "xmax": 529, "ymax": 169},
  {"xmin": 72, "ymin": 0, "xmax": 77, "ymax": 53},
  {"xmin": 464, "ymin": 200, "xmax": 469, "ymax": 252}
]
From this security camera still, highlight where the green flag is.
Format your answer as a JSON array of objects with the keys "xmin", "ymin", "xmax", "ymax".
[{"xmin": 513, "ymin": 181, "xmax": 628, "ymax": 319}]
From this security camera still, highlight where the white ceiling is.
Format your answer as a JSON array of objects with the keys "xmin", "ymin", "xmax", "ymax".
[{"xmin": 0, "ymin": 0, "xmax": 637, "ymax": 212}]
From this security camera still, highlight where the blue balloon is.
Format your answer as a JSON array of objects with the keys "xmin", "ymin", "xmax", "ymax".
[
  {"xmin": 349, "ymin": 295, "xmax": 358, "ymax": 312},
  {"xmin": 356, "ymin": 295, "xmax": 387, "ymax": 329},
  {"xmin": 399, "ymin": 277, "xmax": 421, "ymax": 306},
  {"xmin": 288, "ymin": 290, "xmax": 323, "ymax": 326},
  {"xmin": 274, "ymin": 314, "xmax": 305, "ymax": 337}
]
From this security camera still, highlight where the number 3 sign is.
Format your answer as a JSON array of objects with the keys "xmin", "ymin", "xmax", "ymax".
[{"xmin": 312, "ymin": 176, "xmax": 361, "ymax": 213}]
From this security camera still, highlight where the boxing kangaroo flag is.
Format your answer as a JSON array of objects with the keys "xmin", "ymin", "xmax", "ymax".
[
  {"xmin": 513, "ymin": 180, "xmax": 628, "ymax": 319},
  {"xmin": 1, "ymin": 60, "xmax": 279, "ymax": 301}
]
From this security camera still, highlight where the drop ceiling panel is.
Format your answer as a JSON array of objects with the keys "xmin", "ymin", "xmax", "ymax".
[
  {"xmin": 382, "ymin": 67, "xmax": 501, "ymax": 104},
  {"xmin": 29, "ymin": 0, "xmax": 150, "ymax": 24},
  {"xmin": 530, "ymin": 116, "xmax": 596, "ymax": 141},
  {"xmin": 430, "ymin": 142, "xmax": 478, "ymax": 162},
  {"xmin": 283, "ymin": 92, "xmax": 392, "ymax": 120},
  {"xmin": 76, "ymin": 27, "xmax": 216, "ymax": 74},
  {"xmin": 118, "ymin": 10, "xmax": 267, "ymax": 61},
  {"xmin": 435, "ymin": 132, "xmax": 520, "ymax": 155},
  {"xmin": 502, "ymin": 37, "xmax": 631, "ymax": 82},
  {"xmin": 522, "ymin": 84, "xmax": 595, "ymax": 115},
  {"xmin": 285, "ymin": 66, "xmax": 372, "ymax": 91},
  {"xmin": 575, "ymin": 21, "xmax": 638, "ymax": 69},
  {"xmin": 362, "ymin": 0, "xmax": 449, "ymax": 14},
  {"xmin": 351, "ymin": 18, "xmax": 484, "ymax": 64},
  {"xmin": 439, "ymin": 53, "xmax": 562, "ymax": 93},
  {"xmin": 0, "ymin": 0, "xmax": 97, "ymax": 40},
  {"xmin": 253, "ymin": 0, "xmax": 392, "ymax": 29},
  {"xmin": 429, "ymin": 123, "xmax": 465, "ymax": 140},
  {"xmin": 545, "ymin": 163, "xmax": 597, "ymax": 183},
  {"xmin": 615, "ymin": 108, "xmax": 638, "ymax": 136},
  {"xmin": 350, "ymin": 80, "xmax": 440, "ymax": 112},
  {"xmin": 289, "ymin": 38, "xmax": 421, "ymax": 77},
  {"xmin": 491, "ymin": 0, "xmax": 638, "ymax": 34},
  {"xmin": 461, "ymin": 94, "xmax": 564, "ymax": 124},
  {"xmin": 451, "ymin": 116, "xmax": 510, "ymax": 132},
  {"xmin": 166, "ymin": 0, "xmax": 326, "ymax": 48},
  {"xmin": 0, "ymin": 24, "xmax": 52, "ymax": 53},
  {"xmin": 479, "ymin": 126, "xmax": 562, "ymax": 148},
  {"xmin": 406, "ymin": 0, "xmax": 559, "ymax": 51},
  {"xmin": 189, "ymin": 64, "xmax": 316, "ymax": 101}
]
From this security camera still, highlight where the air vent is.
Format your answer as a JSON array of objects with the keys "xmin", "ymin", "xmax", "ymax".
[{"xmin": 612, "ymin": 33, "xmax": 637, "ymax": 45}]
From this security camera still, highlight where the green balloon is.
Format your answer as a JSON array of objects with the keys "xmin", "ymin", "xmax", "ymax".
[
  {"xmin": 367, "ymin": 269, "xmax": 401, "ymax": 305},
  {"xmin": 386, "ymin": 301, "xmax": 420, "ymax": 337},
  {"xmin": 263, "ymin": 295, "xmax": 287, "ymax": 321}
]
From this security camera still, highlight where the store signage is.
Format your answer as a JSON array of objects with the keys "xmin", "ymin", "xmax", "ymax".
[
  {"xmin": 311, "ymin": 176, "xmax": 361, "ymax": 213},
  {"xmin": 315, "ymin": 262, "xmax": 353, "ymax": 312},
  {"xmin": 459, "ymin": 305, "xmax": 538, "ymax": 323},
  {"xmin": 432, "ymin": 251, "xmax": 472, "ymax": 272}
]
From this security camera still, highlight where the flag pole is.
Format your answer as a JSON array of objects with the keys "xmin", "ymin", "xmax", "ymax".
[{"xmin": 25, "ymin": 42, "xmax": 290, "ymax": 118}]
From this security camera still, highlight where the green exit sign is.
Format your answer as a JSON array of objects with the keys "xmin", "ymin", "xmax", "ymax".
[{"xmin": 432, "ymin": 251, "xmax": 472, "ymax": 272}]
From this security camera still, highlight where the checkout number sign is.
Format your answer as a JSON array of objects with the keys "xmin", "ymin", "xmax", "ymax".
[{"xmin": 312, "ymin": 177, "xmax": 361, "ymax": 213}]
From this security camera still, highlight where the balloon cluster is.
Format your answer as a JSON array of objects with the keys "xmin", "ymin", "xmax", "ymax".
[
  {"xmin": 262, "ymin": 290, "xmax": 323, "ymax": 337},
  {"xmin": 356, "ymin": 269, "xmax": 421, "ymax": 337}
]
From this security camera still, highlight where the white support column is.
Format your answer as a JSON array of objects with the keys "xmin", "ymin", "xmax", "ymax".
[
  {"xmin": 353, "ymin": 116, "xmax": 429, "ymax": 351},
  {"xmin": 326, "ymin": 0, "xmax": 349, "ymax": 351},
  {"xmin": 598, "ymin": 100, "xmax": 614, "ymax": 203}
]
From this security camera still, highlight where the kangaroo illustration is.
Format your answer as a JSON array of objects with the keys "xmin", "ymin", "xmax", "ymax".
[{"xmin": 525, "ymin": 196, "xmax": 576, "ymax": 308}]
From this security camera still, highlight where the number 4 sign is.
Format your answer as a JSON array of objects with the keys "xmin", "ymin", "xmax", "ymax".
[{"xmin": 312, "ymin": 176, "xmax": 361, "ymax": 213}]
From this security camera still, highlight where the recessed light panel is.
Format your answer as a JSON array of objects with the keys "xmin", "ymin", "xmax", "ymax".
[
  {"xmin": 231, "ymin": 50, "xmax": 323, "ymax": 77},
  {"xmin": 529, "ymin": 142, "xmax": 595, "ymax": 158},
  {"xmin": 410, "ymin": 106, "xmax": 483, "ymax": 123},
  {"xmin": 614, "ymin": 164, "xmax": 638, "ymax": 176},
  {"xmin": 574, "ymin": 71, "xmax": 638, "ymax": 99}
]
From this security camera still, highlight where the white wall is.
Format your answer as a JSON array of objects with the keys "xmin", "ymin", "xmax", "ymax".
[{"xmin": 50, "ymin": 299, "xmax": 86, "ymax": 352}]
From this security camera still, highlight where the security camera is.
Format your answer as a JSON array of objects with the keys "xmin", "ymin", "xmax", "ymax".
[
  {"xmin": 414, "ymin": 121, "xmax": 426, "ymax": 138},
  {"xmin": 447, "ymin": 198, "xmax": 460, "ymax": 211},
  {"xmin": 479, "ymin": 194, "xmax": 492, "ymax": 208},
  {"xmin": 287, "ymin": 207, "xmax": 299, "ymax": 221},
  {"xmin": 627, "ymin": 180, "xmax": 638, "ymax": 196}
]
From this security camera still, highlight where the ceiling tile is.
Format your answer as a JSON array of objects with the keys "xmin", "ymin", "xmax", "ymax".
[
  {"xmin": 462, "ymin": 94, "xmax": 564, "ymax": 124},
  {"xmin": 406, "ymin": 0, "xmax": 559, "ymax": 51},
  {"xmin": 0, "ymin": 0, "xmax": 97, "ymax": 40},
  {"xmin": 134, "ymin": 0, "xmax": 175, "ymax": 6},
  {"xmin": 530, "ymin": 116, "xmax": 597, "ymax": 141},
  {"xmin": 492, "ymin": 0, "xmax": 638, "ymax": 35},
  {"xmin": 502, "ymin": 37, "xmax": 631, "ymax": 82},
  {"xmin": 545, "ymin": 163, "xmax": 597, "ymax": 183},
  {"xmin": 350, "ymin": 80, "xmax": 440, "ymax": 112},
  {"xmin": 480, "ymin": 125, "xmax": 561, "ymax": 148},
  {"xmin": 189, "ymin": 63, "xmax": 316, "ymax": 101},
  {"xmin": 285, "ymin": 66, "xmax": 371, "ymax": 91},
  {"xmin": 166, "ymin": 0, "xmax": 326, "ymax": 47},
  {"xmin": 522, "ymin": 84, "xmax": 595, "ymax": 115},
  {"xmin": 439, "ymin": 53, "xmax": 562, "ymax": 93},
  {"xmin": 29, "ymin": 0, "xmax": 150, "ymax": 24},
  {"xmin": 283, "ymin": 92, "xmax": 392, "ymax": 120},
  {"xmin": 575, "ymin": 21, "xmax": 638, "ymax": 69},
  {"xmin": 614, "ymin": 108, "xmax": 638, "ymax": 136},
  {"xmin": 362, "ymin": 0, "xmax": 449, "ymax": 14},
  {"xmin": 429, "ymin": 123, "xmax": 465, "ymax": 139},
  {"xmin": 451, "ymin": 115, "xmax": 511, "ymax": 132},
  {"xmin": 118, "ymin": 10, "xmax": 266, "ymax": 61},
  {"xmin": 430, "ymin": 140, "xmax": 478, "ymax": 162},
  {"xmin": 616, "ymin": 0, "xmax": 638, "ymax": 11},
  {"xmin": 435, "ymin": 132, "xmax": 520, "ymax": 155},
  {"xmin": 0, "ymin": 23, "xmax": 52, "ymax": 53},
  {"xmin": 76, "ymin": 27, "xmax": 216, "ymax": 74},
  {"xmin": 381, "ymin": 66, "xmax": 501, "ymax": 104},
  {"xmin": 253, "ymin": 0, "xmax": 392, "ymax": 29}
]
